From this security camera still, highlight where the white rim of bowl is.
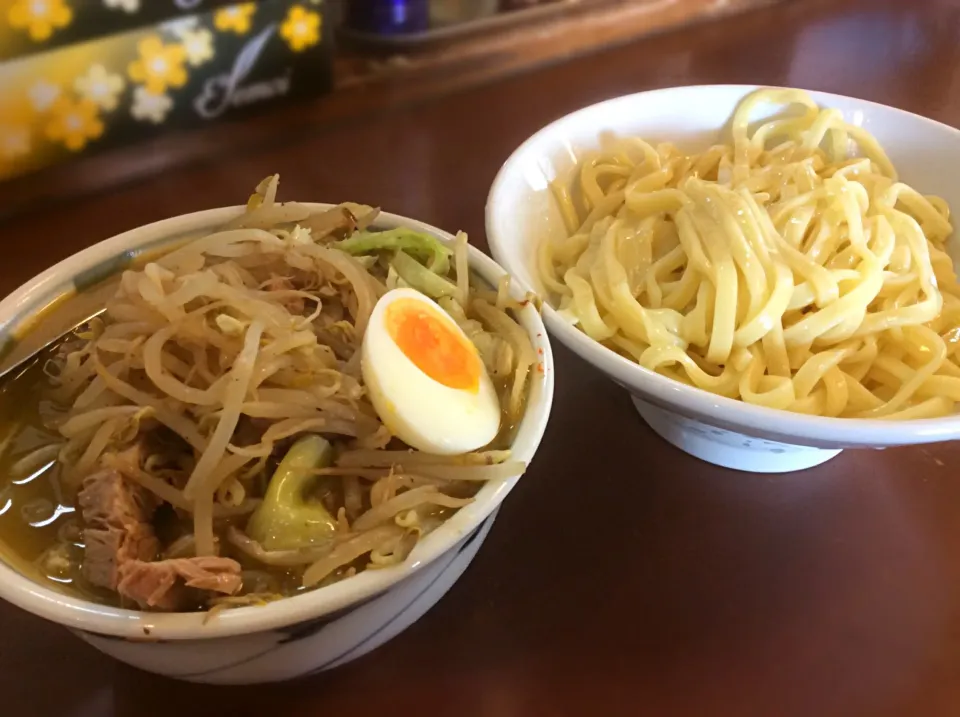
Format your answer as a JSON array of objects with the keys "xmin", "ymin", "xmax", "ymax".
[
  {"xmin": 486, "ymin": 83, "xmax": 960, "ymax": 447},
  {"xmin": 0, "ymin": 205, "xmax": 555, "ymax": 640}
]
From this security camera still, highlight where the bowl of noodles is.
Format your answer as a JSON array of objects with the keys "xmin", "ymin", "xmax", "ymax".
[
  {"xmin": 487, "ymin": 85, "xmax": 960, "ymax": 472},
  {"xmin": 0, "ymin": 177, "xmax": 553, "ymax": 683}
]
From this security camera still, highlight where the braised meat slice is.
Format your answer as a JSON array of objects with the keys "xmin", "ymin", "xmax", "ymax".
[
  {"xmin": 78, "ymin": 467, "xmax": 243, "ymax": 610},
  {"xmin": 116, "ymin": 557, "xmax": 243, "ymax": 611},
  {"xmin": 77, "ymin": 469, "xmax": 159, "ymax": 591}
]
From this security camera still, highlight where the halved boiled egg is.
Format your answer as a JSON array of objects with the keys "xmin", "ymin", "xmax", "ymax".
[{"xmin": 362, "ymin": 288, "xmax": 500, "ymax": 454}]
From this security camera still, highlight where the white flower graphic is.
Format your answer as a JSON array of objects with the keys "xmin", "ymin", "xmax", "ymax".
[
  {"xmin": 0, "ymin": 125, "xmax": 30, "ymax": 159},
  {"xmin": 74, "ymin": 64, "xmax": 126, "ymax": 111},
  {"xmin": 162, "ymin": 16, "xmax": 200, "ymax": 38},
  {"xmin": 104, "ymin": 0, "xmax": 140, "ymax": 12},
  {"xmin": 28, "ymin": 80, "xmax": 60, "ymax": 111},
  {"xmin": 180, "ymin": 28, "xmax": 214, "ymax": 67},
  {"xmin": 131, "ymin": 86, "xmax": 173, "ymax": 124}
]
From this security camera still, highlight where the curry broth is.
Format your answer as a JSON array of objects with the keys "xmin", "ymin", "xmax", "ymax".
[
  {"xmin": 0, "ymin": 211, "xmax": 533, "ymax": 611},
  {"xmin": 0, "ymin": 343, "xmax": 428, "ymax": 606},
  {"xmin": 0, "ymin": 352, "xmax": 78, "ymax": 586}
]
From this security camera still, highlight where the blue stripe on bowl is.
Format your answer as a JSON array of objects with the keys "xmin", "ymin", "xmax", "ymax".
[
  {"xmin": 0, "ymin": 228, "xmax": 206, "ymax": 362},
  {"xmin": 276, "ymin": 593, "xmax": 380, "ymax": 645},
  {"xmin": 174, "ymin": 519, "xmax": 488, "ymax": 681},
  {"xmin": 72, "ymin": 251, "xmax": 136, "ymax": 294},
  {"xmin": 298, "ymin": 520, "xmax": 487, "ymax": 677}
]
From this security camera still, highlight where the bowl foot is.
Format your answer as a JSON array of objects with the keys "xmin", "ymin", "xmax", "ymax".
[{"xmin": 631, "ymin": 397, "xmax": 841, "ymax": 473}]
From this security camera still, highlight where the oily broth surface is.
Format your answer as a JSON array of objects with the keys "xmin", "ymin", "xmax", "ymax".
[
  {"xmin": 0, "ymin": 341, "xmax": 498, "ymax": 607},
  {"xmin": 0, "ymin": 352, "xmax": 77, "ymax": 583},
  {"xmin": 0, "ymin": 348, "xmax": 305, "ymax": 605},
  {"xmin": 0, "ymin": 224, "xmax": 536, "ymax": 609}
]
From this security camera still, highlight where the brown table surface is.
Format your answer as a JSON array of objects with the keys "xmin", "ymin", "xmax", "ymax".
[{"xmin": 3, "ymin": 0, "xmax": 960, "ymax": 714}]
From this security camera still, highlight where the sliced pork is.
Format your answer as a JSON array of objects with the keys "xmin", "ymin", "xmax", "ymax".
[
  {"xmin": 116, "ymin": 557, "xmax": 243, "ymax": 611},
  {"xmin": 78, "ymin": 468, "xmax": 242, "ymax": 610},
  {"xmin": 77, "ymin": 469, "xmax": 159, "ymax": 591}
]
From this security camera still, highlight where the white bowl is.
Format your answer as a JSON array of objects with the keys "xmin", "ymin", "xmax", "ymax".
[
  {"xmin": 0, "ymin": 206, "xmax": 554, "ymax": 683},
  {"xmin": 486, "ymin": 84, "xmax": 960, "ymax": 473}
]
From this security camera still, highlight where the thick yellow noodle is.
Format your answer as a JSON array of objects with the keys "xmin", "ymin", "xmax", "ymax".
[{"xmin": 542, "ymin": 88, "xmax": 960, "ymax": 419}]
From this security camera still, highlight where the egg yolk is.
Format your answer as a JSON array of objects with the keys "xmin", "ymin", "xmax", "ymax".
[{"xmin": 385, "ymin": 298, "xmax": 481, "ymax": 392}]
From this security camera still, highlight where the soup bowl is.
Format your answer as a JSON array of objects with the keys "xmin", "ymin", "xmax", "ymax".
[
  {"xmin": 0, "ymin": 206, "xmax": 554, "ymax": 684},
  {"xmin": 486, "ymin": 84, "xmax": 960, "ymax": 473}
]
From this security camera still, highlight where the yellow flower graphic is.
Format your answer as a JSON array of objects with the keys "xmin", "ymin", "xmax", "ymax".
[
  {"xmin": 8, "ymin": 0, "xmax": 73, "ymax": 42},
  {"xmin": 180, "ymin": 28, "xmax": 215, "ymax": 67},
  {"xmin": 128, "ymin": 36, "xmax": 188, "ymax": 95},
  {"xmin": 74, "ymin": 64, "xmax": 126, "ymax": 111},
  {"xmin": 214, "ymin": 3, "xmax": 256, "ymax": 35},
  {"xmin": 280, "ymin": 6, "xmax": 321, "ymax": 52},
  {"xmin": 45, "ymin": 97, "xmax": 103, "ymax": 152}
]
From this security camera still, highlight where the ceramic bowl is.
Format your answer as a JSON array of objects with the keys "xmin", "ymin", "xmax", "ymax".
[
  {"xmin": 486, "ymin": 84, "xmax": 960, "ymax": 473},
  {"xmin": 0, "ymin": 206, "xmax": 554, "ymax": 684}
]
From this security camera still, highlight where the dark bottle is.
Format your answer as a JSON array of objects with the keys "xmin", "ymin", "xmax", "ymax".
[{"xmin": 345, "ymin": 0, "xmax": 431, "ymax": 34}]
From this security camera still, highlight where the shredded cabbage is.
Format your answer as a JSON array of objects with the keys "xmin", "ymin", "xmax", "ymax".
[{"xmin": 335, "ymin": 228, "xmax": 453, "ymax": 274}]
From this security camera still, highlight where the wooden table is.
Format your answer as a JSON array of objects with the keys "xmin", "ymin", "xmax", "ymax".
[{"xmin": 3, "ymin": 0, "xmax": 960, "ymax": 714}]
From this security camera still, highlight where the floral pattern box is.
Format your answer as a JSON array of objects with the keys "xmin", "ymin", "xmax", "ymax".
[{"xmin": 0, "ymin": 1, "xmax": 332, "ymax": 182}]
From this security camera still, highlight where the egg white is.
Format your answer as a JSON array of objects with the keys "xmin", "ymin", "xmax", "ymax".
[{"xmin": 361, "ymin": 288, "xmax": 501, "ymax": 454}]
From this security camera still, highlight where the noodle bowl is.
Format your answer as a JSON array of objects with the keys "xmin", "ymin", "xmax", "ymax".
[
  {"xmin": 487, "ymin": 84, "xmax": 960, "ymax": 470},
  {"xmin": 0, "ymin": 203, "xmax": 551, "ymax": 678},
  {"xmin": 0, "ymin": 179, "xmax": 548, "ymax": 616},
  {"xmin": 543, "ymin": 88, "xmax": 960, "ymax": 420}
]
